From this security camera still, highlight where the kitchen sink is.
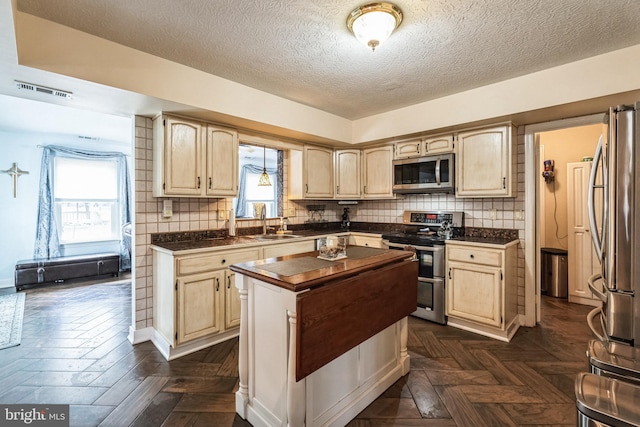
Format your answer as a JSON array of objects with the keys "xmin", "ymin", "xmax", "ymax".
[{"xmin": 254, "ymin": 234, "xmax": 300, "ymax": 241}]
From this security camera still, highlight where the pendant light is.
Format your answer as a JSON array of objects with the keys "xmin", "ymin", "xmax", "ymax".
[{"xmin": 258, "ymin": 145, "xmax": 272, "ymax": 186}]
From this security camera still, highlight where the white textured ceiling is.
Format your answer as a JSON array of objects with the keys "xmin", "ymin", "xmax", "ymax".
[{"xmin": 14, "ymin": 0, "xmax": 640, "ymax": 120}]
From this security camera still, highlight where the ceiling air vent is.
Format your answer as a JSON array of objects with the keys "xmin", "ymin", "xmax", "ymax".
[{"xmin": 15, "ymin": 80, "xmax": 73, "ymax": 99}]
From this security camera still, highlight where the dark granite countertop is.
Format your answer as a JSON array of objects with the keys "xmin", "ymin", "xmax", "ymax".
[
  {"xmin": 150, "ymin": 229, "xmax": 350, "ymax": 253},
  {"xmin": 150, "ymin": 222, "xmax": 520, "ymax": 253},
  {"xmin": 448, "ymin": 236, "xmax": 519, "ymax": 246}
]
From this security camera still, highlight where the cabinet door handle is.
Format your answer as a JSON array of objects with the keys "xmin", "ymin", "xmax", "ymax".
[
  {"xmin": 417, "ymin": 143, "xmax": 421, "ymax": 152},
  {"xmin": 227, "ymin": 276, "xmax": 231, "ymax": 289},
  {"xmin": 448, "ymin": 268, "xmax": 452, "ymax": 280},
  {"xmin": 197, "ymin": 177, "xmax": 201, "ymax": 189},
  {"xmin": 221, "ymin": 259, "xmax": 226, "ymax": 264},
  {"xmin": 503, "ymin": 177, "xmax": 506, "ymax": 189},
  {"xmin": 305, "ymin": 184, "xmax": 308, "ymax": 193},
  {"xmin": 336, "ymin": 185, "xmax": 339, "ymax": 194},
  {"xmin": 470, "ymin": 254, "xmax": 474, "ymax": 259},
  {"xmin": 209, "ymin": 177, "xmax": 212, "ymax": 189},
  {"xmin": 364, "ymin": 185, "xmax": 367, "ymax": 194},
  {"xmin": 216, "ymin": 277, "xmax": 220, "ymax": 291}
]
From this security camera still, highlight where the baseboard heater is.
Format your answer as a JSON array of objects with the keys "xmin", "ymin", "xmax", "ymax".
[{"xmin": 15, "ymin": 253, "xmax": 120, "ymax": 290}]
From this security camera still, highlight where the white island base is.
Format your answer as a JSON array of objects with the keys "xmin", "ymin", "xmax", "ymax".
[{"xmin": 234, "ymin": 275, "xmax": 411, "ymax": 427}]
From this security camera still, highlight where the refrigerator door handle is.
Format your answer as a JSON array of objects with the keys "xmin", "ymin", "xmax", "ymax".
[
  {"xmin": 588, "ymin": 136, "xmax": 604, "ymax": 261},
  {"xmin": 587, "ymin": 273, "xmax": 607, "ymax": 303},
  {"xmin": 586, "ymin": 306, "xmax": 607, "ymax": 342}
]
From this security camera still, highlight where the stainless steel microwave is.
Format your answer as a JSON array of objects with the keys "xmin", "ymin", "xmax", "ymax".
[{"xmin": 392, "ymin": 154, "xmax": 454, "ymax": 194}]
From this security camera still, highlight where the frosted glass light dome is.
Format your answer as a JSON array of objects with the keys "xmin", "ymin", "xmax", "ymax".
[{"xmin": 347, "ymin": 3, "xmax": 403, "ymax": 52}]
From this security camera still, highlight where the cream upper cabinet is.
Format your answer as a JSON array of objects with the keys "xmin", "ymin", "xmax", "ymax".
[
  {"xmin": 304, "ymin": 146, "xmax": 334, "ymax": 198},
  {"xmin": 205, "ymin": 125, "xmax": 238, "ymax": 196},
  {"xmin": 424, "ymin": 135, "xmax": 454, "ymax": 154},
  {"xmin": 394, "ymin": 136, "xmax": 454, "ymax": 159},
  {"xmin": 445, "ymin": 240, "xmax": 519, "ymax": 342},
  {"xmin": 567, "ymin": 161, "xmax": 602, "ymax": 307},
  {"xmin": 455, "ymin": 124, "xmax": 515, "ymax": 198},
  {"xmin": 394, "ymin": 139, "xmax": 422, "ymax": 159},
  {"xmin": 334, "ymin": 149, "xmax": 361, "ymax": 199},
  {"xmin": 152, "ymin": 115, "xmax": 239, "ymax": 198},
  {"xmin": 153, "ymin": 116, "xmax": 204, "ymax": 197},
  {"xmin": 362, "ymin": 145, "xmax": 394, "ymax": 199},
  {"xmin": 289, "ymin": 146, "xmax": 334, "ymax": 199}
]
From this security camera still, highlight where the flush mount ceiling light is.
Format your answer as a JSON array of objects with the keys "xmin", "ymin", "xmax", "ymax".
[{"xmin": 347, "ymin": 2, "xmax": 403, "ymax": 52}]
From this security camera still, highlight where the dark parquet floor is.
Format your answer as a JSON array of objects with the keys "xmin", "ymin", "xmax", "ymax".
[{"xmin": 0, "ymin": 277, "xmax": 593, "ymax": 426}]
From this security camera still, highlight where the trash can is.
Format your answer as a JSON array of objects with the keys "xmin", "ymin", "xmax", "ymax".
[{"xmin": 541, "ymin": 248, "xmax": 568, "ymax": 298}]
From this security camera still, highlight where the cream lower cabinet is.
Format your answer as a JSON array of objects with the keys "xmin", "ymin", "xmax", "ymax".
[
  {"xmin": 152, "ymin": 239, "xmax": 321, "ymax": 360},
  {"xmin": 152, "ymin": 246, "xmax": 261, "ymax": 360},
  {"xmin": 349, "ymin": 233, "xmax": 383, "ymax": 248},
  {"xmin": 224, "ymin": 270, "xmax": 241, "ymax": 329},
  {"xmin": 445, "ymin": 240, "xmax": 519, "ymax": 342},
  {"xmin": 177, "ymin": 270, "xmax": 223, "ymax": 343},
  {"xmin": 263, "ymin": 239, "xmax": 316, "ymax": 259},
  {"xmin": 179, "ymin": 269, "xmax": 241, "ymax": 336}
]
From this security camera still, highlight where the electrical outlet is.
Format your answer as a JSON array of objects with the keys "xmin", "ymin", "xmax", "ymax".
[
  {"xmin": 287, "ymin": 208, "xmax": 296, "ymax": 217},
  {"xmin": 515, "ymin": 210, "xmax": 525, "ymax": 220},
  {"xmin": 488, "ymin": 208, "xmax": 497, "ymax": 220},
  {"xmin": 218, "ymin": 210, "xmax": 226, "ymax": 220}
]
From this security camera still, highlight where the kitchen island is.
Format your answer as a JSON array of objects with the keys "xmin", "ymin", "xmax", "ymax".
[{"xmin": 229, "ymin": 246, "xmax": 417, "ymax": 427}]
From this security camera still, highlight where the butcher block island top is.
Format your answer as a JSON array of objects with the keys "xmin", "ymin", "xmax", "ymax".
[
  {"xmin": 230, "ymin": 246, "xmax": 418, "ymax": 427},
  {"xmin": 229, "ymin": 245, "xmax": 414, "ymax": 291}
]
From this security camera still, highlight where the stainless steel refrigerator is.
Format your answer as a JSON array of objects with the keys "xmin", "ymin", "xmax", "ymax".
[{"xmin": 587, "ymin": 102, "xmax": 640, "ymax": 347}]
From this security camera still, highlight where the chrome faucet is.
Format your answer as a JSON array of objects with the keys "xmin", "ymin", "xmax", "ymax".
[{"xmin": 260, "ymin": 205, "xmax": 268, "ymax": 235}]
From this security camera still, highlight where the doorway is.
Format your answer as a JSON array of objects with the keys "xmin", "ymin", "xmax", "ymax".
[{"xmin": 523, "ymin": 113, "xmax": 606, "ymax": 324}]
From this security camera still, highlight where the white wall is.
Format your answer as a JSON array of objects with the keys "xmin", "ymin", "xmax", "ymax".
[{"xmin": 0, "ymin": 130, "xmax": 132, "ymax": 287}]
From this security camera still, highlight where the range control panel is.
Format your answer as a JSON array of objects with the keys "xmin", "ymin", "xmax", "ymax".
[{"xmin": 402, "ymin": 211, "xmax": 464, "ymax": 228}]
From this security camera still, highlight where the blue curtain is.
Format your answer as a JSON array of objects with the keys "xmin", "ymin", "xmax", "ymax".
[
  {"xmin": 235, "ymin": 164, "xmax": 278, "ymax": 217},
  {"xmin": 33, "ymin": 145, "xmax": 132, "ymax": 270}
]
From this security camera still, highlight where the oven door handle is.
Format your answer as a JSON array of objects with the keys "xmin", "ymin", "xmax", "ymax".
[
  {"xmin": 382, "ymin": 240, "xmax": 445, "ymax": 253},
  {"xmin": 382, "ymin": 239, "xmax": 403, "ymax": 249},
  {"xmin": 382, "ymin": 240, "xmax": 418, "ymax": 261}
]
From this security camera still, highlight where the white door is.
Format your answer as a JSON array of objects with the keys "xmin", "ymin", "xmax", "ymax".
[{"xmin": 567, "ymin": 161, "xmax": 602, "ymax": 306}]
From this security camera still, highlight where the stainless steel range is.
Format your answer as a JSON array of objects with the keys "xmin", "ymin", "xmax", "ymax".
[{"xmin": 382, "ymin": 211, "xmax": 464, "ymax": 324}]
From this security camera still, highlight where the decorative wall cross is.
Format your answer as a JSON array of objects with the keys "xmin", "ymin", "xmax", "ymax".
[{"xmin": 2, "ymin": 162, "xmax": 29, "ymax": 198}]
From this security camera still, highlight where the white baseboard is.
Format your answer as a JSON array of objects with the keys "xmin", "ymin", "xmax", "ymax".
[
  {"xmin": 130, "ymin": 326, "xmax": 240, "ymax": 360},
  {"xmin": 128, "ymin": 326, "xmax": 154, "ymax": 345},
  {"xmin": 0, "ymin": 278, "xmax": 14, "ymax": 289},
  {"xmin": 150, "ymin": 328, "xmax": 240, "ymax": 361}
]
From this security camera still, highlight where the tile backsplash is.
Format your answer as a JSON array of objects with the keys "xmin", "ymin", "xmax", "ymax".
[{"xmin": 134, "ymin": 117, "xmax": 526, "ymax": 331}]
